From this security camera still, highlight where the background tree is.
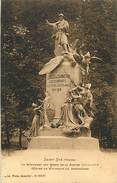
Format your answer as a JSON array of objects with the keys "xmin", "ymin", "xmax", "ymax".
[{"xmin": 1, "ymin": 0, "xmax": 117, "ymax": 148}]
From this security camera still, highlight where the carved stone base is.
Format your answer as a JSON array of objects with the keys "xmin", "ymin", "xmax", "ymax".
[{"xmin": 28, "ymin": 133, "xmax": 99, "ymax": 150}]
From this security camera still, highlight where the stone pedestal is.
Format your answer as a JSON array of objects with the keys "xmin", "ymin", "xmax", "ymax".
[
  {"xmin": 28, "ymin": 129, "xmax": 99, "ymax": 150},
  {"xmin": 28, "ymin": 136, "xmax": 99, "ymax": 150},
  {"xmin": 37, "ymin": 49, "xmax": 98, "ymax": 151},
  {"xmin": 46, "ymin": 58, "xmax": 82, "ymax": 121},
  {"xmin": 39, "ymin": 128, "xmax": 64, "ymax": 136}
]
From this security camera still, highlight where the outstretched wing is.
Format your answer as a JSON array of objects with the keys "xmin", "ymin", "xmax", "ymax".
[{"xmin": 91, "ymin": 56, "xmax": 103, "ymax": 62}]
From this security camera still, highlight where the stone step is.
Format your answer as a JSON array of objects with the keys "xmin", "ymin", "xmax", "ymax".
[
  {"xmin": 39, "ymin": 128, "xmax": 64, "ymax": 136},
  {"xmin": 28, "ymin": 136, "xmax": 99, "ymax": 150}
]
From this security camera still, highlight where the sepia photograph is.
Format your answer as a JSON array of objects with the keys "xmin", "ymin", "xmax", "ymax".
[{"xmin": 1, "ymin": 0, "xmax": 117, "ymax": 182}]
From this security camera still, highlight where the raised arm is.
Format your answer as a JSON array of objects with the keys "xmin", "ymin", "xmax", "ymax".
[{"xmin": 46, "ymin": 20, "xmax": 57, "ymax": 27}]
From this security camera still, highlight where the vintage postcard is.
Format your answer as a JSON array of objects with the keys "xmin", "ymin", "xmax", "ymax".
[{"xmin": 1, "ymin": 0, "xmax": 117, "ymax": 182}]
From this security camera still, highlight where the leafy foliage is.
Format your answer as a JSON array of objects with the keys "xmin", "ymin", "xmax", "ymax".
[{"xmin": 1, "ymin": 0, "xmax": 117, "ymax": 148}]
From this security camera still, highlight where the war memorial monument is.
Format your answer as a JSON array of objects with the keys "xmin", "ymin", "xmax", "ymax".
[{"xmin": 28, "ymin": 13, "xmax": 100, "ymax": 149}]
